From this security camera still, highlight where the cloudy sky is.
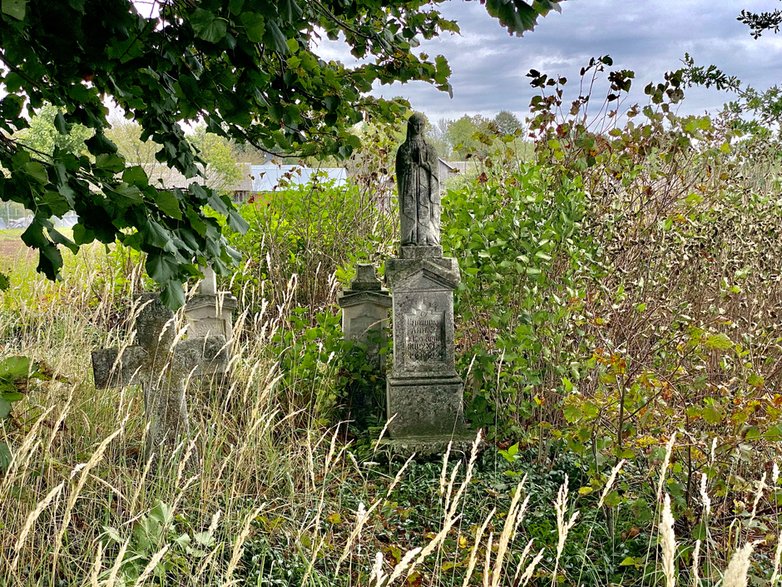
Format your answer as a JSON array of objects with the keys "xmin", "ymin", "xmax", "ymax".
[{"xmin": 326, "ymin": 1, "xmax": 782, "ymax": 122}]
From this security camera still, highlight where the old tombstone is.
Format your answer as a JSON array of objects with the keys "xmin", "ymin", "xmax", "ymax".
[
  {"xmin": 184, "ymin": 266, "xmax": 237, "ymax": 383},
  {"xmin": 337, "ymin": 263, "xmax": 392, "ymax": 427},
  {"xmin": 92, "ymin": 293, "xmax": 227, "ymax": 459},
  {"xmin": 337, "ymin": 263, "xmax": 391, "ymax": 365},
  {"xmin": 385, "ymin": 113, "xmax": 472, "ymax": 451}
]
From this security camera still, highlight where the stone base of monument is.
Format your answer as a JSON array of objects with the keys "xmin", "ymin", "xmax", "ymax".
[
  {"xmin": 376, "ymin": 434, "xmax": 479, "ymax": 460},
  {"xmin": 383, "ymin": 375, "xmax": 475, "ymax": 457},
  {"xmin": 386, "ymin": 375, "xmax": 464, "ymax": 436},
  {"xmin": 382, "ymin": 247, "xmax": 477, "ymax": 456}
]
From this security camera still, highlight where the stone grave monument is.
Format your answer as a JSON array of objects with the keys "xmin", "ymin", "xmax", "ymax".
[
  {"xmin": 384, "ymin": 113, "xmax": 472, "ymax": 450},
  {"xmin": 337, "ymin": 263, "xmax": 391, "ymax": 427},
  {"xmin": 337, "ymin": 263, "xmax": 391, "ymax": 367},
  {"xmin": 92, "ymin": 293, "xmax": 227, "ymax": 459},
  {"xmin": 185, "ymin": 266, "xmax": 238, "ymax": 341},
  {"xmin": 184, "ymin": 266, "xmax": 237, "ymax": 383}
]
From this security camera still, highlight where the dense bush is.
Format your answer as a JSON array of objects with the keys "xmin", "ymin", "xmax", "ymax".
[
  {"xmin": 228, "ymin": 177, "xmax": 395, "ymax": 319},
  {"xmin": 441, "ymin": 163, "xmax": 601, "ymax": 438}
]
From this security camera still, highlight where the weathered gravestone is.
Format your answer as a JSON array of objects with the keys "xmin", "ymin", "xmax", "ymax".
[
  {"xmin": 184, "ymin": 266, "xmax": 237, "ymax": 383},
  {"xmin": 337, "ymin": 263, "xmax": 391, "ymax": 366},
  {"xmin": 385, "ymin": 113, "xmax": 472, "ymax": 451},
  {"xmin": 185, "ymin": 266, "xmax": 238, "ymax": 340},
  {"xmin": 337, "ymin": 263, "xmax": 392, "ymax": 427},
  {"xmin": 92, "ymin": 293, "xmax": 227, "ymax": 459}
]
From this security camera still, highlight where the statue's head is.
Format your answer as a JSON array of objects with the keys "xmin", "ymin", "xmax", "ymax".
[{"xmin": 407, "ymin": 112, "xmax": 426, "ymax": 138}]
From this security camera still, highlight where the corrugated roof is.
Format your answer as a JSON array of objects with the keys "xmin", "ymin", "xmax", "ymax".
[{"xmin": 249, "ymin": 165, "xmax": 347, "ymax": 192}]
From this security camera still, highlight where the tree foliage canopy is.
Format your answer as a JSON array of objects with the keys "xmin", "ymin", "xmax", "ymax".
[{"xmin": 0, "ymin": 0, "xmax": 561, "ymax": 306}]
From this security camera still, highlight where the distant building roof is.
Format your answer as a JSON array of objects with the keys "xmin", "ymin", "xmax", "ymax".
[
  {"xmin": 133, "ymin": 162, "xmax": 348, "ymax": 193},
  {"xmin": 439, "ymin": 158, "xmax": 457, "ymax": 171},
  {"xmin": 249, "ymin": 165, "xmax": 347, "ymax": 192}
]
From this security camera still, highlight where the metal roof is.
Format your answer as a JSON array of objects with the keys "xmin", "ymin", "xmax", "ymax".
[{"xmin": 249, "ymin": 165, "xmax": 347, "ymax": 192}]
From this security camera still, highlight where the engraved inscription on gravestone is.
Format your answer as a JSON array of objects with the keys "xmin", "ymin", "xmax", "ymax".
[{"xmin": 405, "ymin": 310, "xmax": 445, "ymax": 363}]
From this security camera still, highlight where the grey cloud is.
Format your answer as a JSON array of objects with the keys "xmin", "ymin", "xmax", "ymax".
[{"xmin": 370, "ymin": 0, "xmax": 782, "ymax": 121}]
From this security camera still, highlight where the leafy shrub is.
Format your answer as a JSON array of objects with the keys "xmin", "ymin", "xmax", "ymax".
[
  {"xmin": 228, "ymin": 178, "xmax": 394, "ymax": 319},
  {"xmin": 442, "ymin": 162, "xmax": 601, "ymax": 438}
]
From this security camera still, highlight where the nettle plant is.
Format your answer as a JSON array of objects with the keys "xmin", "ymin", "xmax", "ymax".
[{"xmin": 526, "ymin": 56, "xmax": 782, "ymax": 524}]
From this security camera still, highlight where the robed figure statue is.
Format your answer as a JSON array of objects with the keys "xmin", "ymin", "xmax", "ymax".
[{"xmin": 396, "ymin": 113, "xmax": 440, "ymax": 246}]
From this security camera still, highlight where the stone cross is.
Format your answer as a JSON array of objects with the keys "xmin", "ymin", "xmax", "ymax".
[
  {"xmin": 92, "ymin": 293, "xmax": 228, "ymax": 459},
  {"xmin": 200, "ymin": 265, "xmax": 218, "ymax": 296}
]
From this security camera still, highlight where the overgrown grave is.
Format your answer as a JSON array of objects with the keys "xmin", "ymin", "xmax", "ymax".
[
  {"xmin": 337, "ymin": 263, "xmax": 391, "ymax": 429},
  {"xmin": 382, "ymin": 113, "xmax": 474, "ymax": 456},
  {"xmin": 92, "ymin": 293, "xmax": 228, "ymax": 463}
]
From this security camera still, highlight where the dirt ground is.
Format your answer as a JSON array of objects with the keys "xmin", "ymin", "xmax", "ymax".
[{"xmin": 0, "ymin": 230, "xmax": 33, "ymax": 265}]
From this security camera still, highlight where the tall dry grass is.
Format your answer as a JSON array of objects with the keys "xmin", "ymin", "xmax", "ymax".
[{"xmin": 0, "ymin": 231, "xmax": 781, "ymax": 586}]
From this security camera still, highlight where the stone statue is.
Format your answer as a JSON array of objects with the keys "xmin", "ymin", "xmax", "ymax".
[{"xmin": 396, "ymin": 112, "xmax": 440, "ymax": 246}]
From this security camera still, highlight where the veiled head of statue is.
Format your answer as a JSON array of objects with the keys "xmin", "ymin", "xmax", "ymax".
[{"xmin": 407, "ymin": 112, "xmax": 426, "ymax": 138}]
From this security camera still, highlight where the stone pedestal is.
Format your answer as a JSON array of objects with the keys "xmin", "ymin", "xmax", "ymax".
[
  {"xmin": 337, "ymin": 264, "xmax": 392, "ymax": 366},
  {"xmin": 184, "ymin": 266, "xmax": 237, "ymax": 381},
  {"xmin": 385, "ymin": 246, "xmax": 471, "ymax": 445},
  {"xmin": 337, "ymin": 264, "xmax": 391, "ymax": 428},
  {"xmin": 185, "ymin": 293, "xmax": 238, "ymax": 343}
]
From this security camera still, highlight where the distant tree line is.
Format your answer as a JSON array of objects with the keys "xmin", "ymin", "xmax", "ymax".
[{"xmin": 424, "ymin": 110, "xmax": 529, "ymax": 160}]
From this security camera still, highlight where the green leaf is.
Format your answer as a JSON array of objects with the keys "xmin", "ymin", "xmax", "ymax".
[
  {"xmin": 24, "ymin": 161, "xmax": 49, "ymax": 185},
  {"xmin": 95, "ymin": 153, "xmax": 126, "ymax": 173},
  {"xmin": 0, "ymin": 272, "xmax": 9, "ymax": 291},
  {"xmin": 85, "ymin": 132, "xmax": 118, "ymax": 156},
  {"xmin": 160, "ymin": 280, "xmax": 185, "ymax": 309},
  {"xmin": 240, "ymin": 12, "xmax": 265, "ymax": 43},
  {"xmin": 0, "ymin": 398, "xmax": 11, "ymax": 419},
  {"xmin": 122, "ymin": 165, "xmax": 148, "ymax": 186},
  {"xmin": 563, "ymin": 404, "xmax": 582, "ymax": 423},
  {"xmin": 0, "ymin": 391, "xmax": 24, "ymax": 402},
  {"xmin": 144, "ymin": 219, "xmax": 176, "ymax": 252},
  {"xmin": 155, "ymin": 190, "xmax": 183, "ymax": 220},
  {"xmin": 744, "ymin": 426, "xmax": 761, "ymax": 441},
  {"xmin": 226, "ymin": 208, "xmax": 249, "ymax": 233},
  {"xmin": 146, "ymin": 252, "xmax": 179, "ymax": 284},
  {"xmin": 0, "ymin": 355, "xmax": 32, "ymax": 380},
  {"xmin": 2, "ymin": 0, "xmax": 26, "ymax": 20},
  {"xmin": 191, "ymin": 8, "xmax": 227, "ymax": 43},
  {"xmin": 149, "ymin": 501, "xmax": 174, "ymax": 526},
  {"xmin": 704, "ymin": 333, "xmax": 733, "ymax": 351},
  {"xmin": 54, "ymin": 112, "xmax": 67, "ymax": 134},
  {"xmin": 72, "ymin": 224, "xmax": 94, "ymax": 245},
  {"xmin": 702, "ymin": 402, "xmax": 724, "ymax": 425},
  {"xmin": 0, "ymin": 94, "xmax": 24, "ymax": 121},
  {"xmin": 111, "ymin": 183, "xmax": 142, "ymax": 203},
  {"xmin": 766, "ymin": 425, "xmax": 782, "ymax": 442},
  {"xmin": 266, "ymin": 19, "xmax": 288, "ymax": 53},
  {"xmin": 0, "ymin": 442, "xmax": 11, "ymax": 471}
]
